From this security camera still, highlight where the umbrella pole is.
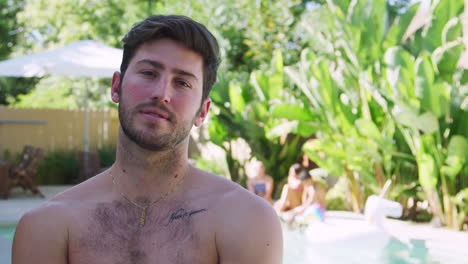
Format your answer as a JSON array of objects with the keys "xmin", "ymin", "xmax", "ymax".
[
  {"xmin": 83, "ymin": 80, "xmax": 90, "ymax": 152},
  {"xmin": 82, "ymin": 82, "xmax": 90, "ymax": 181},
  {"xmin": 84, "ymin": 109, "xmax": 89, "ymax": 152}
]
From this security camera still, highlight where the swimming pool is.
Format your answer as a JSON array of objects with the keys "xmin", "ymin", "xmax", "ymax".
[
  {"xmin": 1, "ymin": 223, "xmax": 466, "ymax": 263},
  {"xmin": 282, "ymin": 220, "xmax": 468, "ymax": 264},
  {"xmin": 0, "ymin": 226, "xmax": 15, "ymax": 241},
  {"xmin": 0, "ymin": 225, "xmax": 15, "ymax": 264}
]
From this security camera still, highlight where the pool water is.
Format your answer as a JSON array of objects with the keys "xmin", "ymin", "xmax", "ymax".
[
  {"xmin": 0, "ymin": 226, "xmax": 15, "ymax": 241},
  {"xmin": 1, "ymin": 224, "xmax": 466, "ymax": 263},
  {"xmin": 282, "ymin": 223, "xmax": 466, "ymax": 264}
]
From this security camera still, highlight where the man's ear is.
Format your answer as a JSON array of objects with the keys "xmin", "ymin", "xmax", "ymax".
[
  {"xmin": 111, "ymin": 71, "xmax": 121, "ymax": 103},
  {"xmin": 194, "ymin": 98, "xmax": 211, "ymax": 127}
]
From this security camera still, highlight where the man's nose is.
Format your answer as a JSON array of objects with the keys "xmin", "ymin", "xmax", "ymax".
[{"xmin": 150, "ymin": 77, "xmax": 171, "ymax": 104}]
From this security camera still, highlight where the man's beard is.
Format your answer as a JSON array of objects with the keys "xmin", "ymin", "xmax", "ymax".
[{"xmin": 118, "ymin": 100, "xmax": 195, "ymax": 152}]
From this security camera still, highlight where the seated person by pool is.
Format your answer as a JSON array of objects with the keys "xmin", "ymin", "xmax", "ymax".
[
  {"xmin": 247, "ymin": 163, "xmax": 274, "ymax": 203},
  {"xmin": 281, "ymin": 170, "xmax": 327, "ymax": 225},
  {"xmin": 273, "ymin": 163, "xmax": 304, "ymax": 214}
]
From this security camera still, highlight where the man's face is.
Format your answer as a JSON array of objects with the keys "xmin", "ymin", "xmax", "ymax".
[{"xmin": 111, "ymin": 38, "xmax": 210, "ymax": 151}]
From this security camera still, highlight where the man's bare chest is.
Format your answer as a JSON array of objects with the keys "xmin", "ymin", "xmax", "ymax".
[{"xmin": 67, "ymin": 200, "xmax": 217, "ymax": 264}]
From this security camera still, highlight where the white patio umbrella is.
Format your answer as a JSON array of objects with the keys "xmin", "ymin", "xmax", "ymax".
[
  {"xmin": 0, "ymin": 40, "xmax": 123, "ymax": 151},
  {"xmin": 0, "ymin": 40, "xmax": 122, "ymax": 78}
]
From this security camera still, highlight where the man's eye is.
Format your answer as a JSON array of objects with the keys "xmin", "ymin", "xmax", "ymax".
[
  {"xmin": 177, "ymin": 80, "xmax": 191, "ymax": 88},
  {"xmin": 141, "ymin": 71, "xmax": 156, "ymax": 76}
]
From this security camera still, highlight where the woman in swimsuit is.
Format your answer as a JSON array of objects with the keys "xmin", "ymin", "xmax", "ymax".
[
  {"xmin": 273, "ymin": 163, "xmax": 304, "ymax": 214},
  {"xmin": 247, "ymin": 163, "xmax": 274, "ymax": 203},
  {"xmin": 281, "ymin": 170, "xmax": 327, "ymax": 224}
]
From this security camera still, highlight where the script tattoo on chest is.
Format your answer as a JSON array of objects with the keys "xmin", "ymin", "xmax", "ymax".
[{"xmin": 167, "ymin": 208, "xmax": 207, "ymax": 225}]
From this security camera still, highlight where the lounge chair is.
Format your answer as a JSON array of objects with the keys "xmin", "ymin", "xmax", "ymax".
[{"xmin": 1, "ymin": 145, "xmax": 45, "ymax": 199}]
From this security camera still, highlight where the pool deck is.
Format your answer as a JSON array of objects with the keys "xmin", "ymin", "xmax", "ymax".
[{"xmin": 1, "ymin": 186, "xmax": 468, "ymax": 264}]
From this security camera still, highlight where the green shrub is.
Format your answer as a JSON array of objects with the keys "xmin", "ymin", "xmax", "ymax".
[
  {"xmin": 2, "ymin": 149, "xmax": 12, "ymax": 162},
  {"xmin": 193, "ymin": 155, "xmax": 229, "ymax": 179},
  {"xmin": 37, "ymin": 149, "xmax": 80, "ymax": 185},
  {"xmin": 97, "ymin": 144, "xmax": 116, "ymax": 168},
  {"xmin": 36, "ymin": 145, "xmax": 116, "ymax": 185},
  {"xmin": 326, "ymin": 177, "xmax": 351, "ymax": 211}
]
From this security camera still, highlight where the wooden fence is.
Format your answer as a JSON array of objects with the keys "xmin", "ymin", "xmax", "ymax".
[{"xmin": 0, "ymin": 107, "xmax": 119, "ymax": 156}]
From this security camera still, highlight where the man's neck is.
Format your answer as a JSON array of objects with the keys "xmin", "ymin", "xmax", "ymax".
[{"xmin": 111, "ymin": 133, "xmax": 191, "ymax": 200}]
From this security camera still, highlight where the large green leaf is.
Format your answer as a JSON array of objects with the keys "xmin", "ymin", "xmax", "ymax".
[
  {"xmin": 228, "ymin": 82, "xmax": 246, "ymax": 114},
  {"xmin": 416, "ymin": 112, "xmax": 439, "ymax": 134},
  {"xmin": 423, "ymin": 0, "xmax": 464, "ymax": 52},
  {"xmin": 415, "ymin": 53, "xmax": 435, "ymax": 100},
  {"xmin": 268, "ymin": 73, "xmax": 283, "ymax": 100},
  {"xmin": 335, "ymin": 27, "xmax": 360, "ymax": 68},
  {"xmin": 330, "ymin": 0, "xmax": 351, "ymax": 16},
  {"xmin": 416, "ymin": 53, "xmax": 451, "ymax": 117},
  {"xmin": 384, "ymin": 2, "xmax": 420, "ymax": 48},
  {"xmin": 451, "ymin": 108, "xmax": 468, "ymax": 139},
  {"xmin": 420, "ymin": 80, "xmax": 450, "ymax": 118},
  {"xmin": 442, "ymin": 17, "xmax": 463, "ymax": 44},
  {"xmin": 432, "ymin": 41, "xmax": 464, "ymax": 82},
  {"xmin": 241, "ymin": 119, "xmax": 266, "ymax": 140},
  {"xmin": 393, "ymin": 107, "xmax": 438, "ymax": 134},
  {"xmin": 350, "ymin": 0, "xmax": 386, "ymax": 63},
  {"xmin": 271, "ymin": 104, "xmax": 315, "ymax": 121},
  {"xmin": 304, "ymin": 149, "xmax": 345, "ymax": 177},
  {"xmin": 303, "ymin": 139, "xmax": 345, "ymax": 176},
  {"xmin": 369, "ymin": 0, "xmax": 386, "ymax": 42},
  {"xmin": 313, "ymin": 59, "xmax": 337, "ymax": 112},
  {"xmin": 442, "ymin": 135, "xmax": 468, "ymax": 179},
  {"xmin": 210, "ymin": 74, "xmax": 231, "ymax": 104},
  {"xmin": 296, "ymin": 122, "xmax": 319, "ymax": 137},
  {"xmin": 417, "ymin": 151, "xmax": 438, "ymax": 189},
  {"xmin": 273, "ymin": 49, "xmax": 283, "ymax": 76},
  {"xmin": 268, "ymin": 120, "xmax": 317, "ymax": 138},
  {"xmin": 250, "ymin": 71, "xmax": 267, "ymax": 101},
  {"xmin": 300, "ymin": 49, "xmax": 323, "ymax": 104},
  {"xmin": 454, "ymin": 188, "xmax": 468, "ymax": 207},
  {"xmin": 461, "ymin": 70, "xmax": 468, "ymax": 85},
  {"xmin": 356, "ymin": 118, "xmax": 382, "ymax": 144},
  {"xmin": 208, "ymin": 116, "xmax": 229, "ymax": 147},
  {"xmin": 392, "ymin": 105, "xmax": 419, "ymax": 130},
  {"xmin": 349, "ymin": 0, "xmax": 375, "ymax": 27},
  {"xmin": 246, "ymin": 101, "xmax": 269, "ymax": 123},
  {"xmin": 384, "ymin": 47, "xmax": 415, "ymax": 99},
  {"xmin": 284, "ymin": 64, "xmax": 318, "ymax": 107},
  {"xmin": 268, "ymin": 50, "xmax": 284, "ymax": 100}
]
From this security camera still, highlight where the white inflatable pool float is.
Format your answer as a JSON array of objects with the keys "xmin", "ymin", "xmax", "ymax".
[{"xmin": 305, "ymin": 196, "xmax": 403, "ymax": 261}]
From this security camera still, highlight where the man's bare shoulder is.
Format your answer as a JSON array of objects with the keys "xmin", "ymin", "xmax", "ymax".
[
  {"xmin": 17, "ymin": 173, "xmax": 109, "ymax": 232},
  {"xmin": 13, "ymin": 198, "xmax": 70, "ymax": 263},
  {"xmin": 191, "ymin": 167, "xmax": 274, "ymax": 211},
  {"xmin": 49, "ymin": 172, "xmax": 111, "ymax": 203},
  {"xmin": 193, "ymin": 169, "xmax": 283, "ymax": 263}
]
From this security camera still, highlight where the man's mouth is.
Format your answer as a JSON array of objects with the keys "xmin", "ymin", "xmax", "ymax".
[{"xmin": 140, "ymin": 108, "xmax": 171, "ymax": 121}]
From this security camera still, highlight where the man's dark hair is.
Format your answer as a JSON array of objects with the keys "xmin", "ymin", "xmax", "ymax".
[{"xmin": 120, "ymin": 15, "xmax": 220, "ymax": 101}]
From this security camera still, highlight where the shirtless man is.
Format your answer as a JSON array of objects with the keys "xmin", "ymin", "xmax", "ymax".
[{"xmin": 12, "ymin": 15, "xmax": 282, "ymax": 264}]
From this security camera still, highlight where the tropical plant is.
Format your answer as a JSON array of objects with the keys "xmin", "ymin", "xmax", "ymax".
[
  {"xmin": 0, "ymin": 0, "xmax": 38, "ymax": 105},
  {"xmin": 282, "ymin": 0, "xmax": 407, "ymax": 211},
  {"xmin": 281, "ymin": 0, "xmax": 467, "ymax": 229},
  {"xmin": 386, "ymin": 0, "xmax": 468, "ymax": 228},
  {"xmin": 208, "ymin": 51, "xmax": 309, "ymax": 190}
]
